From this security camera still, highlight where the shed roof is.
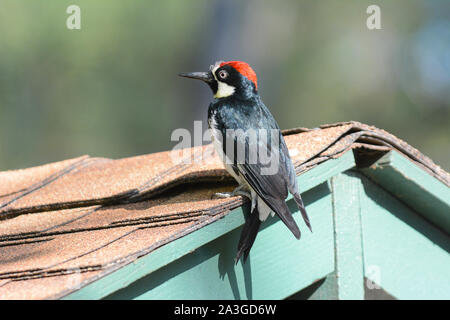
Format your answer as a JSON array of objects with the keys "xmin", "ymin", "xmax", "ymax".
[{"xmin": 0, "ymin": 121, "xmax": 448, "ymax": 299}]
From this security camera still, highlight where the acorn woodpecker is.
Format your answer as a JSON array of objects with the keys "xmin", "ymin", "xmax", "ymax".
[{"xmin": 179, "ymin": 61, "xmax": 311, "ymax": 263}]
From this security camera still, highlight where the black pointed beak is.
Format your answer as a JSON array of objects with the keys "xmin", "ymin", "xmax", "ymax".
[{"xmin": 178, "ymin": 71, "xmax": 213, "ymax": 83}]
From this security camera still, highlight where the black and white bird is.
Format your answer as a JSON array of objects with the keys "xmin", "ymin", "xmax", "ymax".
[{"xmin": 180, "ymin": 61, "xmax": 311, "ymax": 263}]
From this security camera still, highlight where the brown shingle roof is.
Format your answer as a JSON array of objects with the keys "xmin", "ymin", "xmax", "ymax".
[{"xmin": 0, "ymin": 121, "xmax": 448, "ymax": 299}]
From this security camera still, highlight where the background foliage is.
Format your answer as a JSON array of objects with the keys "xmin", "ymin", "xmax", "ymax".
[{"xmin": 0, "ymin": 0, "xmax": 449, "ymax": 171}]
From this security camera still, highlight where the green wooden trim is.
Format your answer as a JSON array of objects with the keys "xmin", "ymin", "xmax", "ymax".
[
  {"xmin": 62, "ymin": 149, "xmax": 450, "ymax": 300},
  {"xmin": 107, "ymin": 183, "xmax": 335, "ymax": 300},
  {"xmin": 330, "ymin": 172, "xmax": 365, "ymax": 299},
  {"xmin": 64, "ymin": 151, "xmax": 356, "ymax": 299},
  {"xmin": 297, "ymin": 168, "xmax": 449, "ymax": 300},
  {"xmin": 361, "ymin": 151, "xmax": 450, "ymax": 233},
  {"xmin": 64, "ymin": 204, "xmax": 246, "ymax": 300},
  {"xmin": 358, "ymin": 175, "xmax": 450, "ymax": 299}
]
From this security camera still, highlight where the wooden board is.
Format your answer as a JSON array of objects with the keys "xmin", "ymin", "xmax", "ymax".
[
  {"xmin": 64, "ymin": 151, "xmax": 355, "ymax": 299},
  {"xmin": 360, "ymin": 174, "xmax": 450, "ymax": 299},
  {"xmin": 107, "ymin": 183, "xmax": 335, "ymax": 299}
]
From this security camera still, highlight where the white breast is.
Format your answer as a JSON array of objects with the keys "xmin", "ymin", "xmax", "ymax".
[{"xmin": 208, "ymin": 115, "xmax": 243, "ymax": 184}]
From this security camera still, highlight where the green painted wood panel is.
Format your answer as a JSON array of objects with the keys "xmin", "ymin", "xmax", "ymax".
[
  {"xmin": 331, "ymin": 172, "xmax": 365, "ymax": 299},
  {"xmin": 64, "ymin": 151, "xmax": 355, "ymax": 300},
  {"xmin": 288, "ymin": 273, "xmax": 339, "ymax": 300},
  {"xmin": 304, "ymin": 273, "xmax": 339, "ymax": 300},
  {"xmin": 359, "ymin": 175, "xmax": 450, "ymax": 299},
  {"xmin": 361, "ymin": 151, "xmax": 450, "ymax": 232},
  {"xmin": 65, "ymin": 202, "xmax": 247, "ymax": 300},
  {"xmin": 106, "ymin": 183, "xmax": 335, "ymax": 300}
]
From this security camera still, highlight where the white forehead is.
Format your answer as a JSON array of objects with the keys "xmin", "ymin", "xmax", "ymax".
[{"xmin": 210, "ymin": 61, "xmax": 224, "ymax": 74}]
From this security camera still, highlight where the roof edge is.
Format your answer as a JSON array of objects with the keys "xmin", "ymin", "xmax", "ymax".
[
  {"xmin": 361, "ymin": 151, "xmax": 450, "ymax": 233},
  {"xmin": 62, "ymin": 148, "xmax": 450, "ymax": 299},
  {"xmin": 61, "ymin": 151, "xmax": 356, "ymax": 299}
]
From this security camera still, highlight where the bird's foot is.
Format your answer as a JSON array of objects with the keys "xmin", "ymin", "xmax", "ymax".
[
  {"xmin": 212, "ymin": 192, "xmax": 234, "ymax": 199},
  {"xmin": 212, "ymin": 185, "xmax": 251, "ymax": 200}
]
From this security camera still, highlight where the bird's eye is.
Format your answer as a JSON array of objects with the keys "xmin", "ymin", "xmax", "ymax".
[{"xmin": 218, "ymin": 70, "xmax": 228, "ymax": 80}]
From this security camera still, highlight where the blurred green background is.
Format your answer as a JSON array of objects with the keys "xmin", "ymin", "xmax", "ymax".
[{"xmin": 0, "ymin": 0, "xmax": 449, "ymax": 171}]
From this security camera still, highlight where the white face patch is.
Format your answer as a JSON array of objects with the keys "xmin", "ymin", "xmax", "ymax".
[
  {"xmin": 211, "ymin": 64, "xmax": 236, "ymax": 98},
  {"xmin": 215, "ymin": 81, "xmax": 235, "ymax": 98}
]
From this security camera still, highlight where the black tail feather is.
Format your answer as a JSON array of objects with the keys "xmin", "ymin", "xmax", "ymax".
[
  {"xmin": 273, "ymin": 198, "xmax": 301, "ymax": 239},
  {"xmin": 293, "ymin": 192, "xmax": 312, "ymax": 232},
  {"xmin": 235, "ymin": 208, "xmax": 261, "ymax": 264}
]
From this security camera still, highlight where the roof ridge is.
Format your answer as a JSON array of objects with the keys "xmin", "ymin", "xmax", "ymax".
[{"xmin": 0, "ymin": 122, "xmax": 447, "ymax": 223}]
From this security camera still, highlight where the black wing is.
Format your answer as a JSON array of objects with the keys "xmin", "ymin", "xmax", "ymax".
[
  {"xmin": 211, "ymin": 98, "xmax": 311, "ymax": 237},
  {"xmin": 279, "ymin": 133, "xmax": 312, "ymax": 232},
  {"xmin": 228, "ymin": 129, "xmax": 301, "ymax": 239}
]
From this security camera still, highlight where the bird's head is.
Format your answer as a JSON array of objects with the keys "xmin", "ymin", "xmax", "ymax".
[{"xmin": 179, "ymin": 61, "xmax": 258, "ymax": 99}]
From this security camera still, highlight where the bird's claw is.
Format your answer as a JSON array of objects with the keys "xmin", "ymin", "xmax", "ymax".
[
  {"xmin": 211, "ymin": 185, "xmax": 251, "ymax": 200},
  {"xmin": 212, "ymin": 192, "xmax": 234, "ymax": 199}
]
